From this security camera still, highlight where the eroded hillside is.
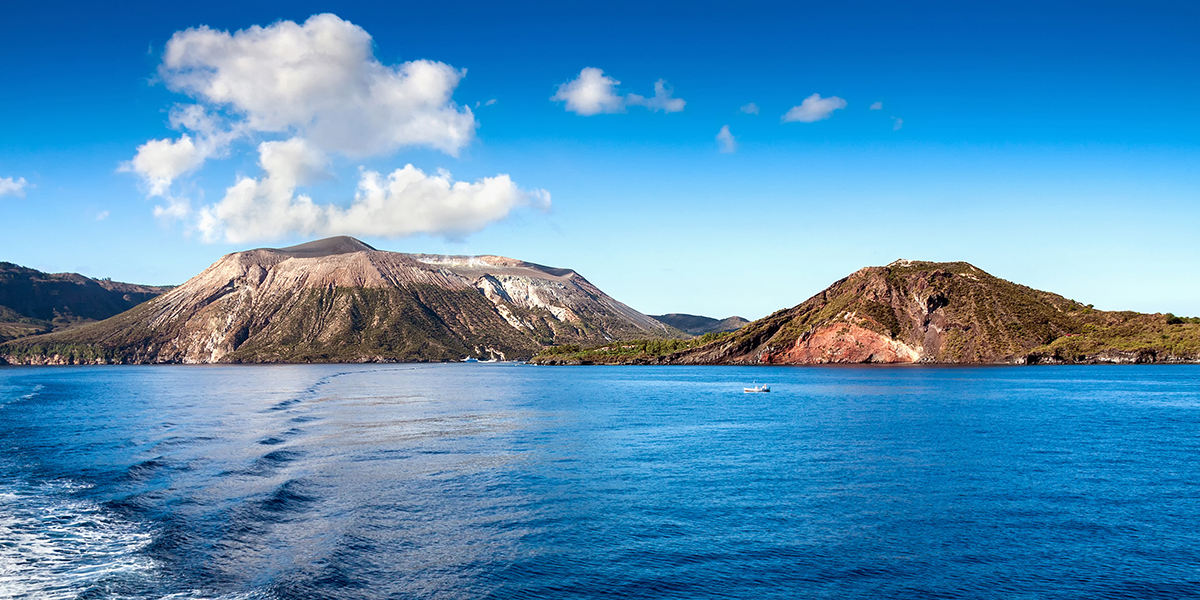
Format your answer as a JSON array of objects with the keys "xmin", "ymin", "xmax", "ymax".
[{"xmin": 1, "ymin": 237, "xmax": 678, "ymax": 364}]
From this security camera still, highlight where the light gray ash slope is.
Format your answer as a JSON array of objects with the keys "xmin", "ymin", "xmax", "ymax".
[{"xmin": 1, "ymin": 237, "xmax": 677, "ymax": 364}]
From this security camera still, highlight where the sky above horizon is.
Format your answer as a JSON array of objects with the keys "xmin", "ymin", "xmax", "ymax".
[{"xmin": 1, "ymin": 0, "xmax": 1198, "ymax": 320}]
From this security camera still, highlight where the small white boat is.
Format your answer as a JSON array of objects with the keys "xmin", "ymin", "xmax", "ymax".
[
  {"xmin": 743, "ymin": 384, "xmax": 770, "ymax": 393},
  {"xmin": 463, "ymin": 357, "xmax": 479, "ymax": 363}
]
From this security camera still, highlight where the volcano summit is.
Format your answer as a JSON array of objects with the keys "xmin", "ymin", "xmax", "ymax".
[{"xmin": 0, "ymin": 237, "xmax": 676, "ymax": 364}]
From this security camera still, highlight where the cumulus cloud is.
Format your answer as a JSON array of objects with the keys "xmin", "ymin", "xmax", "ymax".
[
  {"xmin": 198, "ymin": 139, "xmax": 550, "ymax": 243},
  {"xmin": 0, "ymin": 176, "xmax": 27, "ymax": 198},
  {"xmin": 781, "ymin": 93, "xmax": 848, "ymax": 123},
  {"xmin": 893, "ymin": 117, "xmax": 904, "ymax": 131},
  {"xmin": 154, "ymin": 197, "xmax": 193, "ymax": 221},
  {"xmin": 121, "ymin": 105, "xmax": 243, "ymax": 200},
  {"xmin": 160, "ymin": 14, "xmax": 476, "ymax": 157},
  {"xmin": 125, "ymin": 14, "xmax": 477, "ymax": 199},
  {"xmin": 870, "ymin": 101, "xmax": 883, "ymax": 110},
  {"xmin": 716, "ymin": 126, "xmax": 736, "ymax": 153},
  {"xmin": 626, "ymin": 80, "xmax": 685, "ymax": 113},
  {"xmin": 122, "ymin": 135, "xmax": 205, "ymax": 196},
  {"xmin": 551, "ymin": 68, "xmax": 624, "ymax": 115},
  {"xmin": 124, "ymin": 14, "xmax": 547, "ymax": 242},
  {"xmin": 552, "ymin": 68, "xmax": 686, "ymax": 115},
  {"xmin": 259, "ymin": 137, "xmax": 329, "ymax": 186},
  {"xmin": 739, "ymin": 103, "xmax": 760, "ymax": 115},
  {"xmin": 330, "ymin": 168, "xmax": 549, "ymax": 240}
]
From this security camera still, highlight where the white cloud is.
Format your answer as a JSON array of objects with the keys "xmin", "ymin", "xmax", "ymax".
[
  {"xmin": 120, "ymin": 105, "xmax": 243, "ymax": 201},
  {"xmin": 96, "ymin": 210, "xmax": 110, "ymax": 221},
  {"xmin": 893, "ymin": 117, "xmax": 904, "ymax": 131},
  {"xmin": 331, "ymin": 167, "xmax": 550, "ymax": 241},
  {"xmin": 870, "ymin": 101, "xmax": 883, "ymax": 110},
  {"xmin": 716, "ymin": 125, "xmax": 736, "ymax": 153},
  {"xmin": 198, "ymin": 139, "xmax": 550, "ymax": 243},
  {"xmin": 122, "ymin": 135, "xmax": 205, "ymax": 196},
  {"xmin": 259, "ymin": 137, "xmax": 329, "ymax": 186},
  {"xmin": 551, "ymin": 67, "xmax": 624, "ymax": 115},
  {"xmin": 154, "ymin": 197, "xmax": 192, "ymax": 221},
  {"xmin": 781, "ymin": 93, "xmax": 848, "ymax": 123},
  {"xmin": 627, "ymin": 79, "xmax": 685, "ymax": 113},
  {"xmin": 552, "ymin": 68, "xmax": 686, "ymax": 115},
  {"xmin": 160, "ymin": 14, "xmax": 476, "ymax": 157},
  {"xmin": 126, "ymin": 14, "xmax": 546, "ymax": 243},
  {"xmin": 0, "ymin": 176, "xmax": 27, "ymax": 198},
  {"xmin": 126, "ymin": 14, "xmax": 478, "ymax": 200},
  {"xmin": 739, "ymin": 103, "xmax": 760, "ymax": 115}
]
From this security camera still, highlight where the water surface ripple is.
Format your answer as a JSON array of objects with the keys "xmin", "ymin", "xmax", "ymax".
[{"xmin": 1, "ymin": 364, "xmax": 1198, "ymax": 599}]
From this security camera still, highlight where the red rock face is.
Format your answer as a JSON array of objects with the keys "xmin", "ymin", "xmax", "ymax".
[{"xmin": 760, "ymin": 322, "xmax": 919, "ymax": 364}]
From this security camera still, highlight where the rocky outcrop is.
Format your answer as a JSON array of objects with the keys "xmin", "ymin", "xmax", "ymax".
[
  {"xmin": 0, "ymin": 237, "xmax": 676, "ymax": 364},
  {"xmin": 646, "ymin": 259, "xmax": 1200, "ymax": 365},
  {"xmin": 759, "ymin": 322, "xmax": 920, "ymax": 364}
]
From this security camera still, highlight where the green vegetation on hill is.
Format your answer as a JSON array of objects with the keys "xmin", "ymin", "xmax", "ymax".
[
  {"xmin": 1027, "ymin": 313, "xmax": 1200, "ymax": 363},
  {"xmin": 1, "ymin": 342, "xmax": 121, "ymax": 365},
  {"xmin": 0, "ymin": 261, "xmax": 171, "ymax": 343},
  {"xmin": 648, "ymin": 313, "xmax": 749, "ymax": 336},
  {"xmin": 533, "ymin": 332, "xmax": 732, "ymax": 364}
]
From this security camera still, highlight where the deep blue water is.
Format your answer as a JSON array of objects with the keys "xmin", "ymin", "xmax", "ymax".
[{"xmin": 1, "ymin": 364, "xmax": 1199, "ymax": 599}]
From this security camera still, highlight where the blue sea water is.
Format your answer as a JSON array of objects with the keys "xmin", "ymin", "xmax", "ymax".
[{"xmin": 1, "ymin": 364, "xmax": 1198, "ymax": 599}]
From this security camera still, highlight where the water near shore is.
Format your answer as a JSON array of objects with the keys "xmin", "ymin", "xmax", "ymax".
[{"xmin": 1, "ymin": 364, "xmax": 1198, "ymax": 599}]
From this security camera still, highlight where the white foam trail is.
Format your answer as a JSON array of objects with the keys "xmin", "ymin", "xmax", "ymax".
[
  {"xmin": 0, "ymin": 479, "xmax": 155, "ymax": 599},
  {"xmin": 0, "ymin": 476, "xmax": 279, "ymax": 600},
  {"xmin": 159, "ymin": 591, "xmax": 277, "ymax": 600}
]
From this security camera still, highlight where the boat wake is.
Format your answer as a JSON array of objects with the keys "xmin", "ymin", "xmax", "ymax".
[
  {"xmin": 0, "ymin": 473, "xmax": 280, "ymax": 599},
  {"xmin": 0, "ymin": 478, "xmax": 155, "ymax": 599}
]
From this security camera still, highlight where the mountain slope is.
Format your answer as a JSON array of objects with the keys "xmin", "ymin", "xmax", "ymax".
[
  {"xmin": 534, "ymin": 260, "xmax": 1200, "ymax": 365},
  {"xmin": 0, "ymin": 262, "xmax": 172, "ymax": 341},
  {"xmin": 649, "ymin": 313, "xmax": 750, "ymax": 336},
  {"xmin": 0, "ymin": 237, "xmax": 677, "ymax": 364}
]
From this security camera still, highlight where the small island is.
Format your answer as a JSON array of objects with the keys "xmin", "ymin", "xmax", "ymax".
[{"xmin": 533, "ymin": 260, "xmax": 1200, "ymax": 366}]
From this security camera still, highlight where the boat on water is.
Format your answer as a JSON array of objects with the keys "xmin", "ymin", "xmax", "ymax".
[
  {"xmin": 463, "ymin": 357, "xmax": 479, "ymax": 363},
  {"xmin": 743, "ymin": 384, "xmax": 770, "ymax": 393}
]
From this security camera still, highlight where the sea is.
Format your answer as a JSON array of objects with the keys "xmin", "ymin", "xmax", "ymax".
[{"xmin": 0, "ymin": 363, "xmax": 1198, "ymax": 599}]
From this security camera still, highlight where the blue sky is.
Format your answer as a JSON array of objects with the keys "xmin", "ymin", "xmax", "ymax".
[{"xmin": 1, "ymin": 0, "xmax": 1197, "ymax": 319}]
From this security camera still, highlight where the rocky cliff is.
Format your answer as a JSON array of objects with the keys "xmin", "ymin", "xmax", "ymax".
[
  {"xmin": 535, "ymin": 260, "xmax": 1200, "ymax": 365},
  {"xmin": 0, "ymin": 262, "xmax": 171, "ymax": 342},
  {"xmin": 0, "ymin": 237, "xmax": 677, "ymax": 364}
]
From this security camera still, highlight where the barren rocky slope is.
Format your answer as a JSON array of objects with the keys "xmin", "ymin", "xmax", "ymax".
[
  {"xmin": 0, "ymin": 262, "xmax": 171, "ymax": 341},
  {"xmin": 535, "ymin": 260, "xmax": 1200, "ymax": 365},
  {"xmin": 0, "ymin": 237, "xmax": 677, "ymax": 364}
]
